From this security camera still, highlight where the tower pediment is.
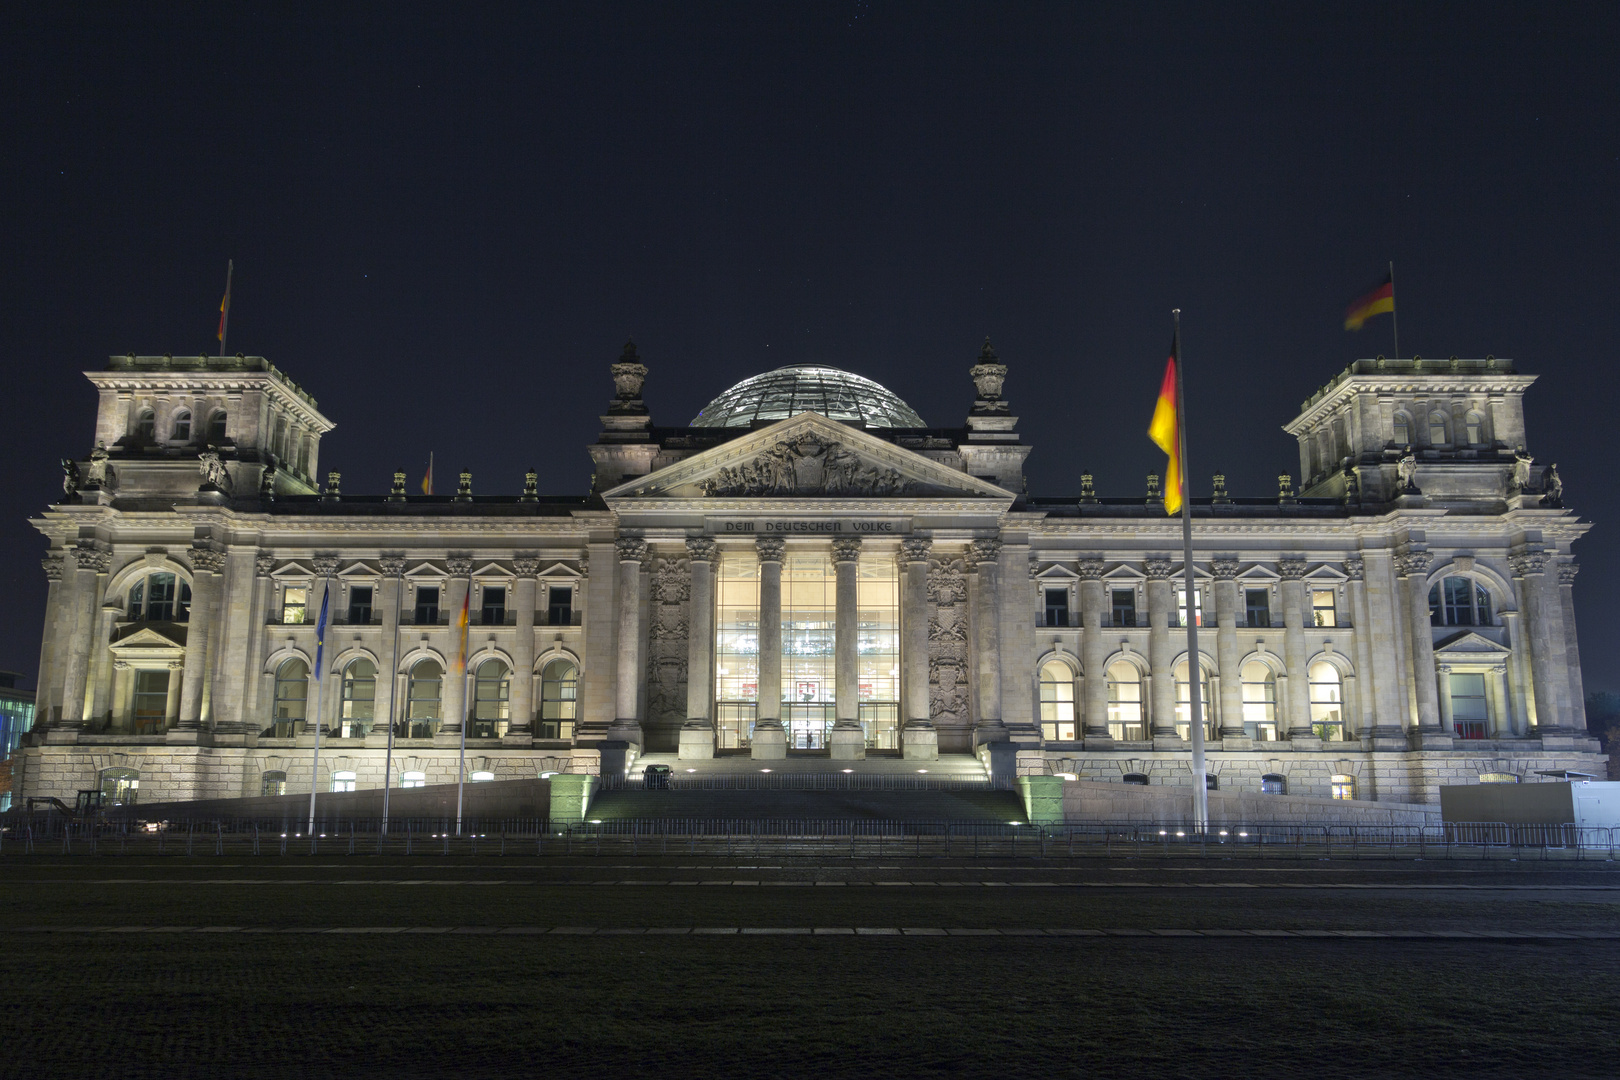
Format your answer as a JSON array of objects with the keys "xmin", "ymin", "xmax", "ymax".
[{"xmin": 603, "ymin": 412, "xmax": 1013, "ymax": 504}]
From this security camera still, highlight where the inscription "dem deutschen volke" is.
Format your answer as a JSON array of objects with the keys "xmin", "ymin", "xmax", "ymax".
[{"xmin": 706, "ymin": 518, "xmax": 910, "ymax": 535}]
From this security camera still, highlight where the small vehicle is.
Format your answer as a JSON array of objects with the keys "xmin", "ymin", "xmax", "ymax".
[{"xmin": 643, "ymin": 764, "xmax": 673, "ymax": 790}]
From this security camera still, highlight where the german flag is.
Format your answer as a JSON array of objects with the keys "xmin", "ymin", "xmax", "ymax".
[
  {"xmin": 1344, "ymin": 272, "xmax": 1394, "ymax": 331},
  {"xmin": 1148, "ymin": 348, "xmax": 1183, "ymax": 515}
]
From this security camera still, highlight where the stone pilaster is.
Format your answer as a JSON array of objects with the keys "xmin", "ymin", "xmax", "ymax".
[
  {"xmin": 680, "ymin": 538, "xmax": 717, "ymax": 760},
  {"xmin": 1395, "ymin": 550, "xmax": 1447, "ymax": 747},
  {"xmin": 751, "ymin": 537, "xmax": 786, "ymax": 759},
  {"xmin": 1360, "ymin": 550, "xmax": 1409, "ymax": 741},
  {"xmin": 85, "ymin": 601, "xmax": 120, "ymax": 731},
  {"xmin": 607, "ymin": 538, "xmax": 647, "ymax": 748},
  {"xmin": 374, "ymin": 556, "xmax": 406, "ymax": 743},
  {"xmin": 900, "ymin": 536, "xmax": 938, "ymax": 760},
  {"xmin": 35, "ymin": 556, "xmax": 64, "ymax": 727},
  {"xmin": 240, "ymin": 553, "xmax": 276, "ymax": 724},
  {"xmin": 436, "ymin": 557, "xmax": 472, "ymax": 740},
  {"xmin": 968, "ymin": 538, "xmax": 1006, "ymax": 745},
  {"xmin": 176, "ymin": 546, "xmax": 225, "ymax": 733},
  {"xmin": 1557, "ymin": 561, "xmax": 1587, "ymax": 733},
  {"xmin": 1145, "ymin": 558, "xmax": 1176, "ymax": 740},
  {"xmin": 1511, "ymin": 550, "xmax": 1569, "ymax": 737},
  {"xmin": 505, "ymin": 554, "xmax": 539, "ymax": 743},
  {"xmin": 1078, "ymin": 559, "xmax": 1109, "ymax": 741},
  {"xmin": 56, "ymin": 541, "xmax": 109, "ymax": 736},
  {"xmin": 1212, "ymin": 559, "xmax": 1245, "ymax": 739},
  {"xmin": 1278, "ymin": 558, "xmax": 1314, "ymax": 740},
  {"xmin": 829, "ymin": 537, "xmax": 866, "ymax": 760}
]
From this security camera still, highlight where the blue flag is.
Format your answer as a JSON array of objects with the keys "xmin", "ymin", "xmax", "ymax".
[{"xmin": 313, "ymin": 583, "xmax": 330, "ymax": 674}]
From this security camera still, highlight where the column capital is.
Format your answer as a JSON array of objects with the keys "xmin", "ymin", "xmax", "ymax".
[
  {"xmin": 685, "ymin": 537, "xmax": 718, "ymax": 563},
  {"xmin": 1210, "ymin": 558, "xmax": 1239, "ymax": 581},
  {"xmin": 73, "ymin": 540, "xmax": 110, "ymax": 574},
  {"xmin": 966, "ymin": 537, "xmax": 1002, "ymax": 568},
  {"xmin": 1343, "ymin": 556, "xmax": 1365, "ymax": 581},
  {"xmin": 1558, "ymin": 560, "xmax": 1579, "ymax": 586},
  {"xmin": 900, "ymin": 536, "xmax": 932, "ymax": 564},
  {"xmin": 444, "ymin": 554, "xmax": 473, "ymax": 575},
  {"xmin": 614, "ymin": 536, "xmax": 648, "ymax": 563},
  {"xmin": 42, "ymin": 555, "xmax": 64, "ymax": 581},
  {"xmin": 312, "ymin": 555, "xmax": 341, "ymax": 576},
  {"xmin": 1395, "ymin": 550, "xmax": 1432, "ymax": 578},
  {"xmin": 1077, "ymin": 558, "xmax": 1105, "ymax": 581},
  {"xmin": 379, "ymin": 554, "xmax": 407, "ymax": 576},
  {"xmin": 189, "ymin": 546, "xmax": 226, "ymax": 574},
  {"xmin": 512, "ymin": 552, "xmax": 541, "ymax": 577},
  {"xmin": 831, "ymin": 537, "xmax": 862, "ymax": 563},
  {"xmin": 1277, "ymin": 557, "xmax": 1309, "ymax": 581},
  {"xmin": 755, "ymin": 536, "xmax": 785, "ymax": 563},
  {"xmin": 1144, "ymin": 557, "xmax": 1175, "ymax": 580}
]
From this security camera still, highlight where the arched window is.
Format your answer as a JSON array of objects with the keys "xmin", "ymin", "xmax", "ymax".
[
  {"xmin": 1173, "ymin": 659, "xmax": 1212, "ymax": 740},
  {"xmin": 1429, "ymin": 576, "xmax": 1493, "ymax": 627},
  {"xmin": 1329, "ymin": 774, "xmax": 1356, "ymax": 800},
  {"xmin": 171, "ymin": 410, "xmax": 191, "ymax": 442},
  {"xmin": 539, "ymin": 658, "xmax": 578, "ymax": 740},
  {"xmin": 1241, "ymin": 660, "xmax": 1277, "ymax": 740},
  {"xmin": 1038, "ymin": 660, "xmax": 1076, "ymax": 741},
  {"xmin": 1261, "ymin": 773, "xmax": 1287, "ymax": 794},
  {"xmin": 1106, "ymin": 661, "xmax": 1144, "ymax": 740},
  {"xmin": 1464, "ymin": 410, "xmax": 1485, "ymax": 446},
  {"xmin": 331, "ymin": 770, "xmax": 357, "ymax": 793},
  {"xmin": 206, "ymin": 410, "xmax": 227, "ymax": 444},
  {"xmin": 1428, "ymin": 410, "xmax": 1449, "ymax": 447},
  {"xmin": 471, "ymin": 659, "xmax": 511, "ymax": 738},
  {"xmin": 136, "ymin": 408, "xmax": 156, "ymax": 441},
  {"xmin": 340, "ymin": 658, "xmax": 376, "ymax": 738},
  {"xmin": 272, "ymin": 659, "xmax": 309, "ymax": 736},
  {"xmin": 99, "ymin": 767, "xmax": 140, "ymax": 806},
  {"xmin": 1309, "ymin": 662, "xmax": 1344, "ymax": 740},
  {"xmin": 1122, "ymin": 773, "xmax": 1149, "ymax": 786},
  {"xmin": 260, "ymin": 770, "xmax": 287, "ymax": 797},
  {"xmin": 127, "ymin": 571, "xmax": 191, "ymax": 622},
  {"xmin": 470, "ymin": 770, "xmax": 495, "ymax": 783},
  {"xmin": 1392, "ymin": 412, "xmax": 1411, "ymax": 446},
  {"xmin": 400, "ymin": 770, "xmax": 427, "ymax": 789},
  {"xmin": 406, "ymin": 659, "xmax": 443, "ymax": 738}
]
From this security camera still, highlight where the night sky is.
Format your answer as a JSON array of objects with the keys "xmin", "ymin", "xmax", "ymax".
[{"xmin": 3, "ymin": 3, "xmax": 1617, "ymax": 696}]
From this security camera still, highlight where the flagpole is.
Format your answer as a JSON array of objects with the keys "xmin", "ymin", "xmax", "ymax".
[
  {"xmin": 1388, "ymin": 261, "xmax": 1399, "ymax": 361},
  {"xmin": 307, "ymin": 571, "xmax": 332, "ymax": 834},
  {"xmin": 1173, "ymin": 310, "xmax": 1209, "ymax": 830},
  {"xmin": 218, "ymin": 259, "xmax": 234, "ymax": 358},
  {"xmin": 381, "ymin": 560, "xmax": 404, "ymax": 836}
]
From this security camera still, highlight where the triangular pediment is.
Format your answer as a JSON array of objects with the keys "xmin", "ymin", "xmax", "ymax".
[
  {"xmin": 1435, "ymin": 631, "xmax": 1512, "ymax": 657},
  {"xmin": 603, "ymin": 412, "xmax": 1013, "ymax": 503},
  {"xmin": 110, "ymin": 625, "xmax": 187, "ymax": 651}
]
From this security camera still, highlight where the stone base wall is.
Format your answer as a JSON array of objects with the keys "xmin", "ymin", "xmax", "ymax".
[{"xmin": 1059, "ymin": 778, "xmax": 1439, "ymax": 826}]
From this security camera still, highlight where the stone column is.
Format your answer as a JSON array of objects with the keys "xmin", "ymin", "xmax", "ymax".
[
  {"xmin": 607, "ymin": 539, "xmax": 647, "ymax": 748},
  {"xmin": 1145, "ymin": 558, "xmax": 1176, "ymax": 740},
  {"xmin": 372, "ymin": 557, "xmax": 405, "ymax": 743},
  {"xmin": 1557, "ymin": 561, "xmax": 1587, "ymax": 733},
  {"xmin": 1344, "ymin": 557, "xmax": 1377, "ymax": 742},
  {"xmin": 35, "ymin": 556, "xmax": 64, "ymax": 726},
  {"xmin": 437, "ymin": 558, "xmax": 472, "ymax": 739},
  {"xmin": 1512, "ymin": 551, "xmax": 1568, "ymax": 736},
  {"xmin": 900, "ymin": 536, "xmax": 938, "ymax": 760},
  {"xmin": 1437, "ymin": 663, "xmax": 1455, "ymax": 734},
  {"xmin": 111, "ymin": 661, "xmax": 133, "ymax": 733},
  {"xmin": 176, "ymin": 548, "xmax": 225, "ymax": 735},
  {"xmin": 751, "ymin": 537, "xmax": 787, "ymax": 759},
  {"xmin": 1212, "ymin": 559, "xmax": 1244, "ymax": 739},
  {"xmin": 1079, "ymin": 560, "xmax": 1109, "ymax": 740},
  {"xmin": 241, "ymin": 553, "xmax": 276, "ymax": 724},
  {"xmin": 56, "ymin": 542, "xmax": 109, "ymax": 735},
  {"xmin": 829, "ymin": 537, "xmax": 866, "ymax": 760},
  {"xmin": 969, "ymin": 538, "xmax": 1006, "ymax": 745},
  {"xmin": 1399, "ymin": 551, "xmax": 1447, "ymax": 744},
  {"xmin": 1360, "ymin": 550, "xmax": 1409, "ymax": 740},
  {"xmin": 680, "ymin": 538, "xmax": 718, "ymax": 760},
  {"xmin": 1277, "ymin": 558, "xmax": 1314, "ymax": 740},
  {"xmin": 86, "ymin": 602, "xmax": 120, "ymax": 731},
  {"xmin": 162, "ymin": 660, "xmax": 183, "ymax": 729},
  {"xmin": 506, "ymin": 555, "xmax": 539, "ymax": 743},
  {"xmin": 1490, "ymin": 665, "xmax": 1512, "ymax": 738}
]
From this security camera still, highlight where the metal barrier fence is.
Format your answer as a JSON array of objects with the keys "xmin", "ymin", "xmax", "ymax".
[
  {"xmin": 599, "ymin": 772, "xmax": 1001, "ymax": 792},
  {"xmin": 0, "ymin": 813, "xmax": 1615, "ymax": 860}
]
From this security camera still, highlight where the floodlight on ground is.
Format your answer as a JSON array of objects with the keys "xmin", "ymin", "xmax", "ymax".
[
  {"xmin": 686, "ymin": 768, "xmax": 696, "ymax": 773},
  {"xmin": 841, "ymin": 769, "xmax": 853, "ymax": 773},
  {"xmin": 917, "ymin": 769, "xmax": 927, "ymax": 773},
  {"xmin": 761, "ymin": 768, "xmax": 772, "ymax": 773},
  {"xmin": 589, "ymin": 819, "xmax": 601, "ymax": 824}
]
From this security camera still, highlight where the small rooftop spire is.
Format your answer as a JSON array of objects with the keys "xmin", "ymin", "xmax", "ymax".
[{"xmin": 979, "ymin": 337, "xmax": 999, "ymax": 363}]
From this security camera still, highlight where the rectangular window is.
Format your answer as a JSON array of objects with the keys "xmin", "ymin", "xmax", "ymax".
[
  {"xmin": 1111, "ymin": 590, "xmax": 1137, "ymax": 628},
  {"xmin": 347, "ymin": 586, "xmax": 373, "ymax": 625},
  {"xmin": 1450, "ymin": 671, "xmax": 1489, "ymax": 739},
  {"xmin": 1311, "ymin": 589, "xmax": 1337, "ymax": 627},
  {"xmin": 132, "ymin": 669, "xmax": 170, "ymax": 734},
  {"xmin": 1174, "ymin": 587, "xmax": 1203, "ymax": 628},
  {"xmin": 282, "ymin": 586, "xmax": 308, "ymax": 625},
  {"xmin": 331, "ymin": 770, "xmax": 357, "ymax": 793},
  {"xmin": 1044, "ymin": 589, "xmax": 1070, "ymax": 627},
  {"xmin": 1330, "ymin": 777, "xmax": 1356, "ymax": 800},
  {"xmin": 715, "ymin": 550, "xmax": 761, "ymax": 748},
  {"xmin": 1444, "ymin": 577, "xmax": 1474, "ymax": 627},
  {"xmin": 1245, "ymin": 588, "xmax": 1271, "ymax": 628},
  {"xmin": 414, "ymin": 586, "xmax": 440, "ymax": 625},
  {"xmin": 480, "ymin": 586, "xmax": 507, "ymax": 625},
  {"xmin": 857, "ymin": 555, "xmax": 900, "ymax": 750},
  {"xmin": 546, "ymin": 586, "xmax": 573, "ymax": 626},
  {"xmin": 147, "ymin": 574, "xmax": 177, "ymax": 622}
]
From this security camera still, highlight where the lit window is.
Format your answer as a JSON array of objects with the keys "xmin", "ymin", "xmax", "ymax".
[
  {"xmin": 1392, "ymin": 412, "xmax": 1410, "ymax": 446},
  {"xmin": 539, "ymin": 659, "xmax": 578, "ymax": 740},
  {"xmin": 1464, "ymin": 411, "xmax": 1485, "ymax": 446},
  {"xmin": 1110, "ymin": 589, "xmax": 1137, "ymax": 628},
  {"xmin": 1449, "ymin": 672, "xmax": 1488, "ymax": 739},
  {"xmin": 99, "ymin": 767, "xmax": 140, "ymax": 806},
  {"xmin": 1261, "ymin": 773, "xmax": 1286, "ymax": 794},
  {"xmin": 331, "ymin": 770, "xmax": 357, "ymax": 793},
  {"xmin": 1244, "ymin": 588, "xmax": 1271, "ymax": 628},
  {"xmin": 400, "ymin": 770, "xmax": 427, "ymax": 789},
  {"xmin": 1311, "ymin": 589, "xmax": 1337, "ymax": 627},
  {"xmin": 406, "ymin": 659, "xmax": 443, "ymax": 738},
  {"xmin": 1174, "ymin": 587, "xmax": 1203, "ymax": 628},
  {"xmin": 470, "ymin": 770, "xmax": 495, "ymax": 783},
  {"xmin": 1106, "ymin": 661, "xmax": 1144, "ymax": 740},
  {"xmin": 471, "ymin": 659, "xmax": 511, "ymax": 738},
  {"xmin": 261, "ymin": 770, "xmax": 287, "ymax": 797},
  {"xmin": 1309, "ymin": 661, "xmax": 1344, "ymax": 740},
  {"xmin": 1044, "ymin": 588, "xmax": 1070, "ymax": 627},
  {"xmin": 1329, "ymin": 774, "xmax": 1356, "ymax": 800},
  {"xmin": 272, "ymin": 659, "xmax": 309, "ymax": 735},
  {"xmin": 546, "ymin": 586, "xmax": 573, "ymax": 626},
  {"xmin": 480, "ymin": 586, "xmax": 507, "ymax": 626},
  {"xmin": 347, "ymin": 586, "xmax": 373, "ymax": 625},
  {"xmin": 341, "ymin": 658, "xmax": 376, "ymax": 738},
  {"xmin": 1038, "ymin": 661, "xmax": 1076, "ymax": 741},
  {"xmin": 1174, "ymin": 660, "xmax": 1211, "ymax": 739},
  {"xmin": 282, "ymin": 586, "xmax": 308, "ymax": 625},
  {"xmin": 414, "ymin": 586, "xmax": 440, "ymax": 625},
  {"xmin": 127, "ymin": 571, "xmax": 190, "ymax": 622},
  {"xmin": 132, "ymin": 669, "xmax": 170, "ymax": 734},
  {"xmin": 1428, "ymin": 410, "xmax": 1449, "ymax": 446},
  {"xmin": 1429, "ymin": 577, "xmax": 1492, "ymax": 627},
  {"xmin": 1241, "ymin": 660, "xmax": 1277, "ymax": 740}
]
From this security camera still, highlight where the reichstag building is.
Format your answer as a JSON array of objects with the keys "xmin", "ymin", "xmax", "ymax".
[{"xmin": 11, "ymin": 340, "xmax": 1605, "ymax": 807}]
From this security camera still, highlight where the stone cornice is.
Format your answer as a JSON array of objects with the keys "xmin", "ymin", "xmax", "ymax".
[{"xmin": 1283, "ymin": 371, "xmax": 1537, "ymax": 435}]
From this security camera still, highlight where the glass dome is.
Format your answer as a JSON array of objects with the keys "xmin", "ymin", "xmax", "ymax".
[{"xmin": 691, "ymin": 365, "xmax": 926, "ymax": 428}]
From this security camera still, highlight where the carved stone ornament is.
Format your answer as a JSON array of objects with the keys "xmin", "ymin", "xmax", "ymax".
[
  {"xmin": 831, "ymin": 537, "xmax": 862, "ymax": 563},
  {"xmin": 1558, "ymin": 560, "xmax": 1579, "ymax": 585},
  {"xmin": 256, "ymin": 552, "xmax": 276, "ymax": 577},
  {"xmin": 1210, "ymin": 558, "xmax": 1240, "ymax": 581},
  {"xmin": 967, "ymin": 537, "xmax": 1003, "ymax": 568},
  {"xmin": 260, "ymin": 464, "xmax": 277, "ymax": 500},
  {"xmin": 190, "ymin": 547, "xmax": 227, "ymax": 573},
  {"xmin": 1145, "ymin": 558, "xmax": 1174, "ymax": 580},
  {"xmin": 1396, "ymin": 551, "xmax": 1432, "ymax": 578},
  {"xmin": 1509, "ymin": 551, "xmax": 1546, "ymax": 577},
  {"xmin": 900, "ymin": 537, "xmax": 933, "ymax": 563},
  {"xmin": 313, "ymin": 556, "xmax": 342, "ymax": 576},
  {"xmin": 198, "ymin": 449, "xmax": 231, "ymax": 491},
  {"xmin": 1343, "ymin": 556, "xmax": 1365, "ymax": 582},
  {"xmin": 614, "ymin": 537, "xmax": 648, "ymax": 563},
  {"xmin": 74, "ymin": 543, "xmax": 110, "ymax": 574},
  {"xmin": 652, "ymin": 558, "xmax": 691, "ymax": 605},
  {"xmin": 1397, "ymin": 447, "xmax": 1419, "ymax": 494},
  {"xmin": 512, "ymin": 553, "xmax": 541, "ymax": 577},
  {"xmin": 1510, "ymin": 445, "xmax": 1534, "ymax": 492},
  {"xmin": 612, "ymin": 350, "xmax": 648, "ymax": 400},
  {"xmin": 700, "ymin": 432, "xmax": 916, "ymax": 498},
  {"xmin": 1077, "ymin": 558, "xmax": 1106, "ymax": 581},
  {"xmin": 754, "ymin": 536, "xmax": 785, "ymax": 563},
  {"xmin": 61, "ymin": 458, "xmax": 80, "ymax": 497},
  {"xmin": 927, "ymin": 559, "xmax": 968, "ymax": 606},
  {"xmin": 42, "ymin": 555, "xmax": 64, "ymax": 581},
  {"xmin": 685, "ymin": 537, "xmax": 717, "ymax": 562},
  {"xmin": 1277, "ymin": 558, "xmax": 1309, "ymax": 581},
  {"xmin": 379, "ymin": 556, "xmax": 407, "ymax": 577},
  {"xmin": 927, "ymin": 615, "xmax": 969, "ymax": 645},
  {"xmin": 1542, "ymin": 463, "xmax": 1563, "ymax": 507},
  {"xmin": 84, "ymin": 442, "xmax": 114, "ymax": 490}
]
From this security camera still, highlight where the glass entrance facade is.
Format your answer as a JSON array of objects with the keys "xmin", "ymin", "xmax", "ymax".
[
  {"xmin": 857, "ymin": 553, "xmax": 900, "ymax": 749},
  {"xmin": 715, "ymin": 549, "xmax": 760, "ymax": 748},
  {"xmin": 783, "ymin": 554, "xmax": 836, "ymax": 748}
]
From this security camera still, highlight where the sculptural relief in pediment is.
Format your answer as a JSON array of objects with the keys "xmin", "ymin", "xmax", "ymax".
[{"xmin": 699, "ymin": 433, "xmax": 916, "ymax": 498}]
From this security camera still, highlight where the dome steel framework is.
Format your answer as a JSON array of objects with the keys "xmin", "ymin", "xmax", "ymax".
[{"xmin": 691, "ymin": 365, "xmax": 925, "ymax": 428}]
